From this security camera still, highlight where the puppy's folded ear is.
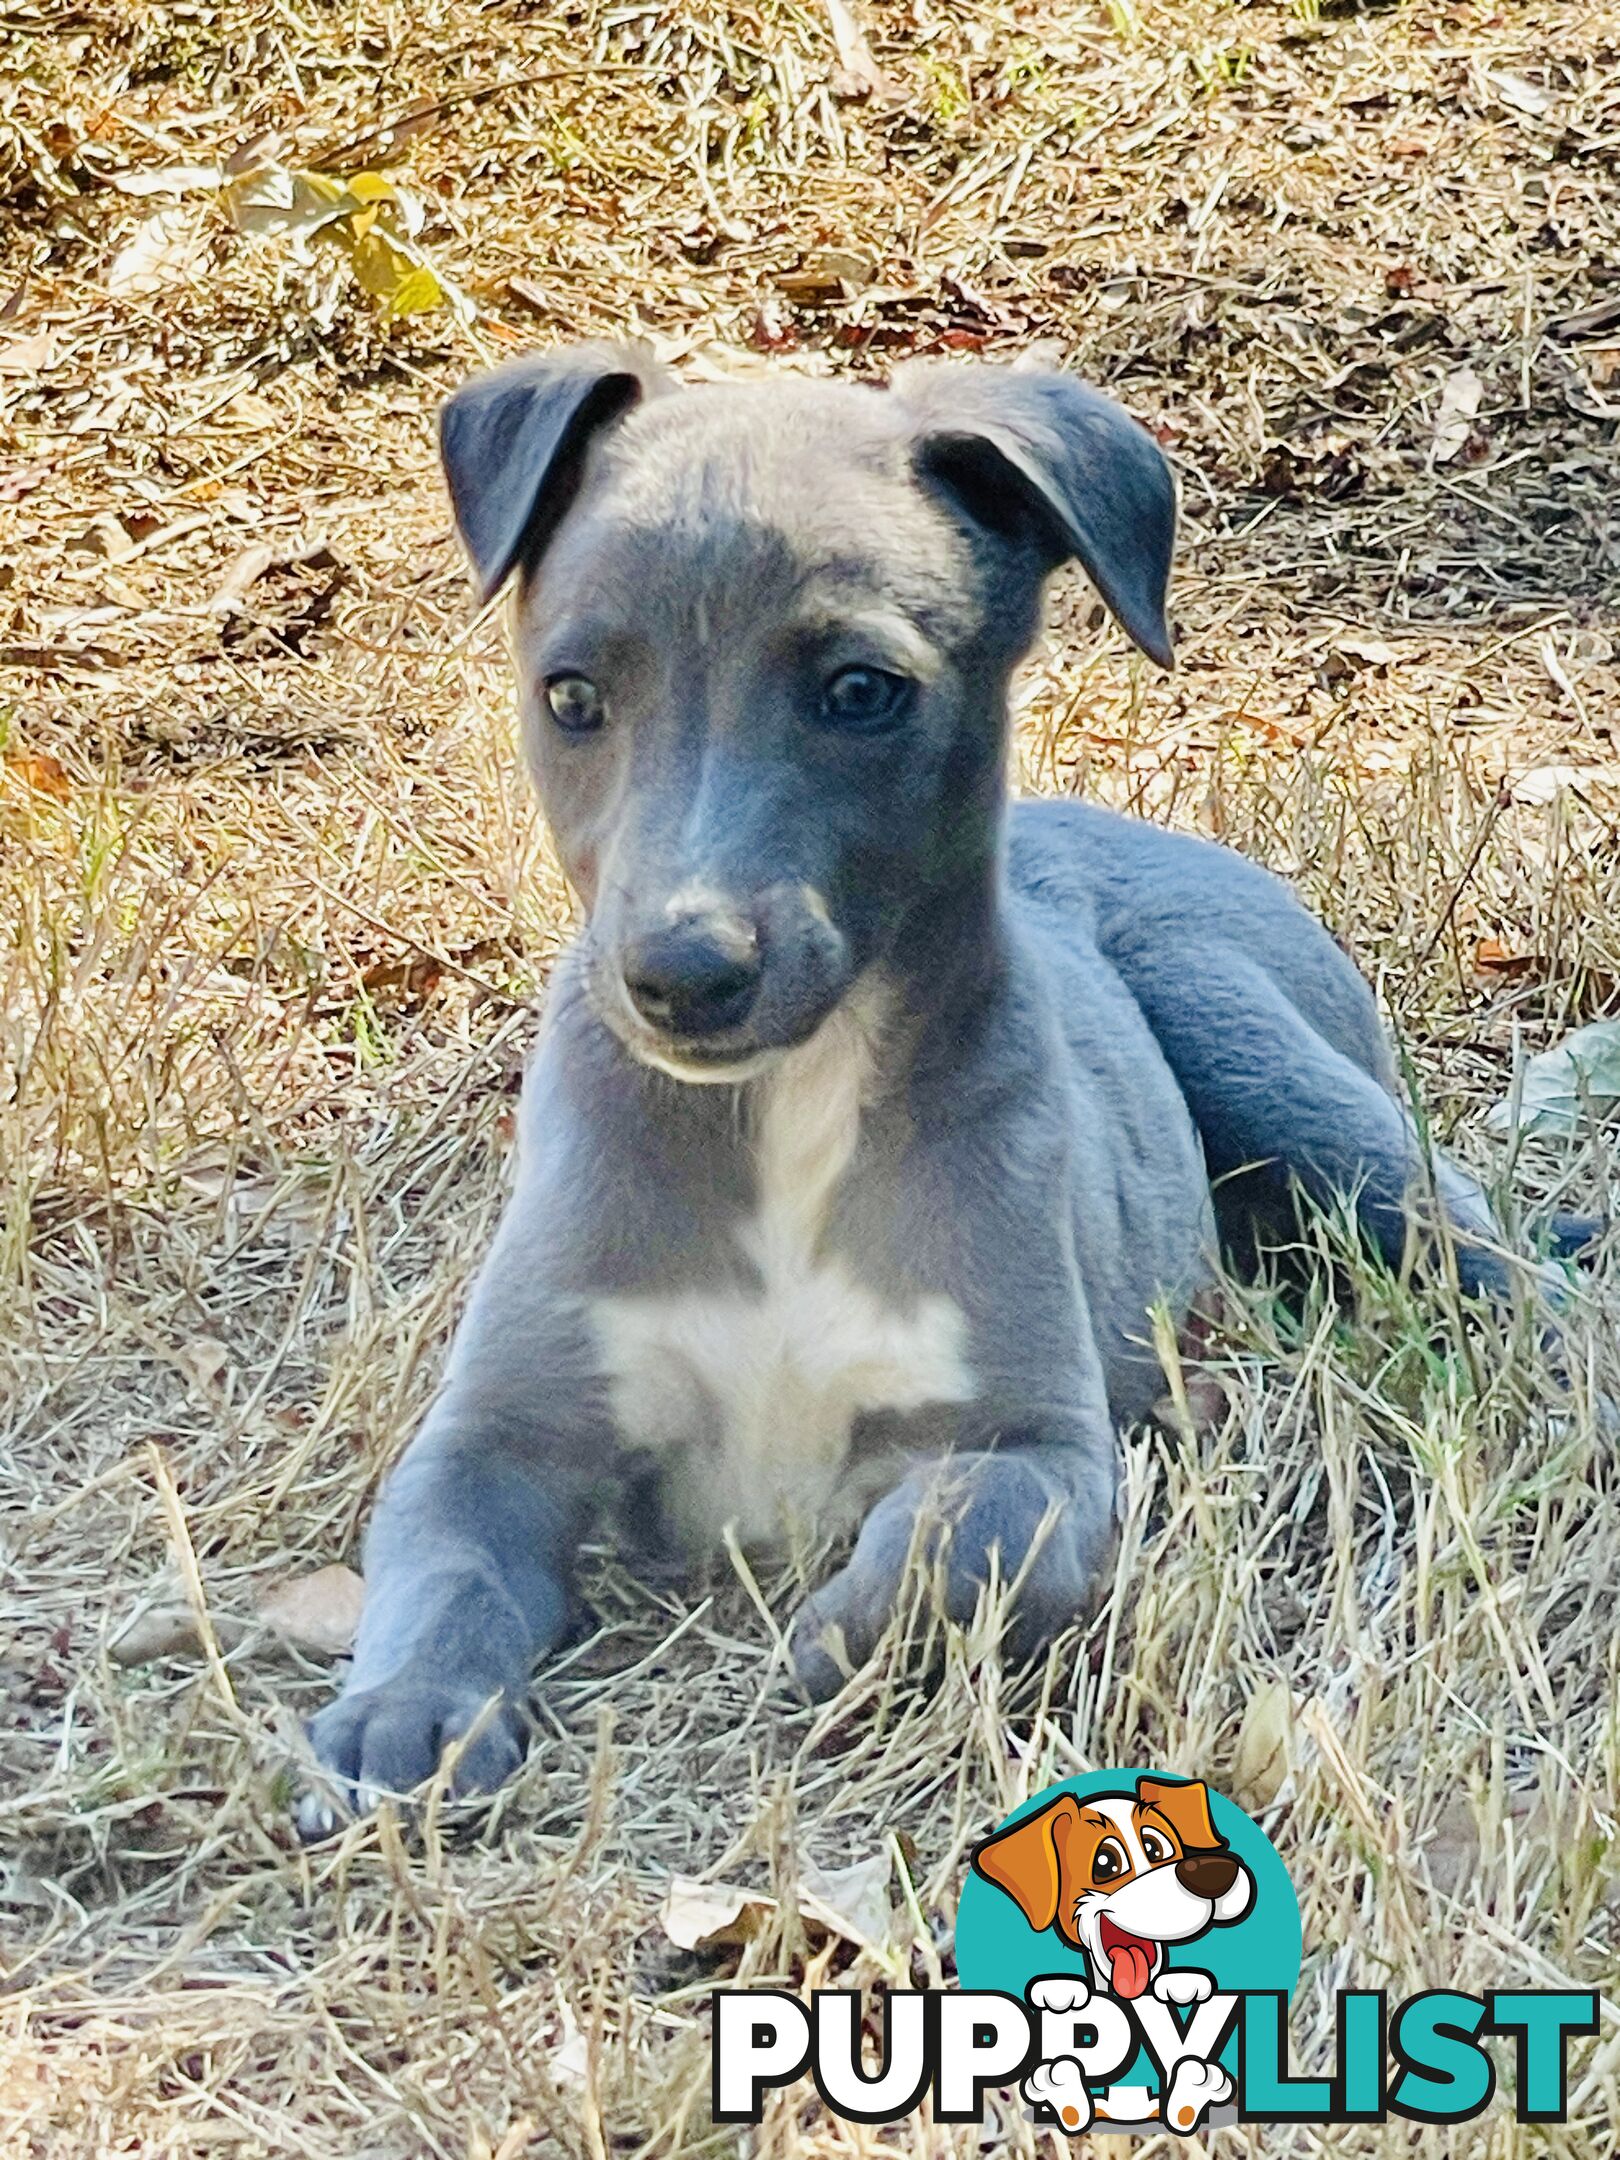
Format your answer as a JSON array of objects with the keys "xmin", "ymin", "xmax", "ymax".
[
  {"xmin": 1137, "ymin": 1775, "xmax": 1226, "ymax": 1853},
  {"xmin": 971, "ymin": 1793, "xmax": 1084, "ymax": 1931},
  {"xmin": 439, "ymin": 343, "xmax": 668, "ymax": 602},
  {"xmin": 893, "ymin": 360, "xmax": 1177, "ymax": 668}
]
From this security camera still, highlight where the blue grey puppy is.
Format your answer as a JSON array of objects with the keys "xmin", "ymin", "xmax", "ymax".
[{"xmin": 301, "ymin": 347, "xmax": 1538, "ymax": 1826}]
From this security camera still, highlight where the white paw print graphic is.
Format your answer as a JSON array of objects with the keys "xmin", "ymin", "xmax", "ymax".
[
  {"xmin": 1028, "ymin": 1974, "xmax": 1093, "ymax": 2014},
  {"xmin": 1023, "ymin": 2056, "xmax": 1093, "ymax": 2134},
  {"xmin": 1153, "ymin": 1967, "xmax": 1215, "ymax": 2007},
  {"xmin": 1162, "ymin": 2057, "xmax": 1233, "ymax": 2134}
]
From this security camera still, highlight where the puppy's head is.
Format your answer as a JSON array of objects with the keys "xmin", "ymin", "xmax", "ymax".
[
  {"xmin": 439, "ymin": 344, "xmax": 1176, "ymax": 1081},
  {"xmin": 972, "ymin": 1778, "xmax": 1253, "ymax": 1998}
]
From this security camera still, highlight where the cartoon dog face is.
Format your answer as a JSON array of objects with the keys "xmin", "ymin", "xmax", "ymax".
[{"xmin": 971, "ymin": 1777, "xmax": 1253, "ymax": 1999}]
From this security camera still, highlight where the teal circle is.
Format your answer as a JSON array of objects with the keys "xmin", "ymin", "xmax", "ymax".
[{"xmin": 956, "ymin": 1770, "xmax": 1301, "ymax": 2091}]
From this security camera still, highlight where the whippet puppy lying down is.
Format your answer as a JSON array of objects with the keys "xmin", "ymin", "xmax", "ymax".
[{"xmin": 301, "ymin": 346, "xmax": 1552, "ymax": 1826}]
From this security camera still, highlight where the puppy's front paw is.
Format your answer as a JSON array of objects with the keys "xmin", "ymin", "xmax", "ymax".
[
  {"xmin": 788, "ymin": 1452, "xmax": 1103, "ymax": 1701},
  {"xmin": 1028, "ymin": 1974, "xmax": 1093, "ymax": 2014},
  {"xmin": 1161, "ymin": 2057, "xmax": 1232, "ymax": 2134},
  {"xmin": 298, "ymin": 1667, "xmax": 525, "ymax": 1838},
  {"xmin": 1152, "ymin": 1967, "xmax": 1214, "ymax": 2008},
  {"xmin": 1023, "ymin": 2057, "xmax": 1093, "ymax": 2134}
]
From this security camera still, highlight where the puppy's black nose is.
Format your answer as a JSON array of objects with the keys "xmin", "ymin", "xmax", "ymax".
[
  {"xmin": 623, "ymin": 915, "xmax": 762, "ymax": 1039},
  {"xmin": 1176, "ymin": 1852, "xmax": 1238, "ymax": 1899}
]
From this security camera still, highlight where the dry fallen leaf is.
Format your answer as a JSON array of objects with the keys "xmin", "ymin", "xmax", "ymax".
[
  {"xmin": 106, "ymin": 207, "xmax": 202, "ymax": 295},
  {"xmin": 1432, "ymin": 366, "xmax": 1484, "ymax": 463},
  {"xmin": 549, "ymin": 2002, "xmax": 590, "ymax": 2090},
  {"xmin": 175, "ymin": 1338, "xmax": 231, "ymax": 1401},
  {"xmin": 361, "ymin": 954, "xmax": 444, "ymax": 1000},
  {"xmin": 347, "ymin": 223, "xmax": 446, "ymax": 318},
  {"xmin": 1331, "ymin": 634, "xmax": 1398, "ymax": 669},
  {"xmin": 1231, "ymin": 1678, "xmax": 1297, "ymax": 1811},
  {"xmin": 1421, "ymin": 1789, "xmax": 1538, "ymax": 1898},
  {"xmin": 173, "ymin": 1150, "xmax": 335, "ymax": 1244},
  {"xmin": 210, "ymin": 540, "xmax": 343, "ymax": 626},
  {"xmin": 1488, "ymin": 71, "xmax": 1556, "ymax": 118},
  {"xmin": 66, "ymin": 511, "xmax": 142, "ymax": 563},
  {"xmin": 110, "ymin": 1598, "xmax": 248, "ymax": 1667},
  {"xmin": 104, "ymin": 161, "xmax": 223, "ymax": 197},
  {"xmin": 112, "ymin": 1564, "xmax": 361, "ymax": 1667},
  {"xmin": 660, "ymin": 1851, "xmax": 898, "ymax": 1957},
  {"xmin": 255, "ymin": 1565, "xmax": 364, "ymax": 1656},
  {"xmin": 1472, "ymin": 937, "xmax": 1540, "ymax": 980},
  {"xmin": 1320, "ymin": 634, "xmax": 1399, "ymax": 686},
  {"xmin": 222, "ymin": 164, "xmax": 367, "ymax": 254},
  {"xmin": 109, "ymin": 1604, "xmax": 202, "ymax": 1665},
  {"xmin": 777, "ymin": 248, "xmax": 875, "ymax": 303},
  {"xmin": 66, "ymin": 508, "xmax": 209, "ymax": 565},
  {"xmin": 799, "ymin": 1851, "xmax": 897, "ymax": 1954},
  {"xmin": 2, "ymin": 749, "xmax": 71, "ymax": 802},
  {"xmin": 660, "ymin": 1876, "xmax": 775, "ymax": 1951},
  {"xmin": 821, "ymin": 0, "xmax": 898, "ymax": 100},
  {"xmin": 0, "ymin": 328, "xmax": 56, "ymax": 374},
  {"xmin": 1510, "ymin": 762, "xmax": 1617, "ymax": 807},
  {"xmin": 1485, "ymin": 1019, "xmax": 1620, "ymax": 1138},
  {"xmin": 210, "ymin": 542, "xmax": 279, "ymax": 611}
]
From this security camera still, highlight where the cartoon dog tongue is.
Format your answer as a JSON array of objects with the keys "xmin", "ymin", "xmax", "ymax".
[{"xmin": 1099, "ymin": 1919, "xmax": 1156, "ymax": 1999}]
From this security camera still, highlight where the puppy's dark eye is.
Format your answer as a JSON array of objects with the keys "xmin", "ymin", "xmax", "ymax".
[
  {"xmin": 1141, "ymin": 1829, "xmax": 1174, "ymax": 1865},
  {"xmin": 820, "ymin": 665, "xmax": 912, "ymax": 732},
  {"xmin": 1091, "ymin": 1837, "xmax": 1129, "ymax": 1883},
  {"xmin": 544, "ymin": 674, "xmax": 605, "ymax": 734}
]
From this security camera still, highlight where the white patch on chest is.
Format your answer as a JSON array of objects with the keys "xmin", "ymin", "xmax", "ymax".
[{"xmin": 590, "ymin": 998, "xmax": 974, "ymax": 1549}]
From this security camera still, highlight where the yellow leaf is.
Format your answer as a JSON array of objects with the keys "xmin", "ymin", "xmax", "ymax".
[
  {"xmin": 347, "ymin": 223, "xmax": 444, "ymax": 317},
  {"xmin": 223, "ymin": 163, "xmax": 457, "ymax": 319},
  {"xmin": 384, "ymin": 265, "xmax": 446, "ymax": 318}
]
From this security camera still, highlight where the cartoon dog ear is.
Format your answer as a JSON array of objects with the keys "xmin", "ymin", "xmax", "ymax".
[
  {"xmin": 1137, "ymin": 1776, "xmax": 1226, "ymax": 1853},
  {"xmin": 971, "ymin": 1794, "xmax": 1083, "ymax": 1931},
  {"xmin": 893, "ymin": 359, "xmax": 1177, "ymax": 668},
  {"xmin": 439, "ymin": 342, "xmax": 668, "ymax": 603}
]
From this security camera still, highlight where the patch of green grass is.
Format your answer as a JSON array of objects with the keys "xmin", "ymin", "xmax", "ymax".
[
  {"xmin": 1193, "ymin": 44, "xmax": 1256, "ymax": 90},
  {"xmin": 921, "ymin": 55, "xmax": 970, "ymax": 126},
  {"xmin": 345, "ymin": 990, "xmax": 392, "ymax": 1068}
]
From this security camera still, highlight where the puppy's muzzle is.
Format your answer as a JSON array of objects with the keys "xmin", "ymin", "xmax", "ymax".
[
  {"xmin": 1175, "ymin": 1851, "xmax": 1239, "ymax": 1899},
  {"xmin": 622, "ymin": 909, "xmax": 762, "ymax": 1041}
]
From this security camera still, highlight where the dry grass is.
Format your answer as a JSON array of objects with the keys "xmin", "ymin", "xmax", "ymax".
[{"xmin": 4, "ymin": 0, "xmax": 1620, "ymax": 2152}]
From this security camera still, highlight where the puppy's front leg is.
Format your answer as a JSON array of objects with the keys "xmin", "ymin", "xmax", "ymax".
[
  {"xmin": 788, "ymin": 1419, "xmax": 1117, "ymax": 1701},
  {"xmin": 300, "ymin": 1258, "xmax": 605, "ymax": 1833},
  {"xmin": 300, "ymin": 1420, "xmax": 586, "ymax": 1832}
]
